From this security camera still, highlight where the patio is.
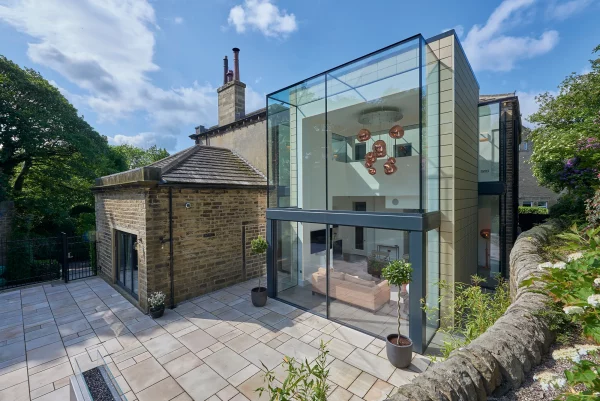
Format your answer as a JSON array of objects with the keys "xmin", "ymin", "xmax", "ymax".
[{"xmin": 0, "ymin": 277, "xmax": 429, "ymax": 401}]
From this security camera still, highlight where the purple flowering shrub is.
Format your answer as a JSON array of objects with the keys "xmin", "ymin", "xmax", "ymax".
[{"xmin": 558, "ymin": 137, "xmax": 600, "ymax": 195}]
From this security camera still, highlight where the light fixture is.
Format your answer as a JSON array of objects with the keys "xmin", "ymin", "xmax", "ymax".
[{"xmin": 389, "ymin": 125, "xmax": 405, "ymax": 139}]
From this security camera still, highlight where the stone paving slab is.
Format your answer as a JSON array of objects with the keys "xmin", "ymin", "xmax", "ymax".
[{"xmin": 0, "ymin": 277, "xmax": 428, "ymax": 400}]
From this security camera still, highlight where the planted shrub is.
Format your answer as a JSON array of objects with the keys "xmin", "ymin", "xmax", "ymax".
[
  {"xmin": 523, "ymin": 225, "xmax": 600, "ymax": 398},
  {"xmin": 426, "ymin": 275, "xmax": 511, "ymax": 359},
  {"xmin": 257, "ymin": 341, "xmax": 329, "ymax": 401},
  {"xmin": 519, "ymin": 206, "xmax": 550, "ymax": 215},
  {"xmin": 585, "ymin": 188, "xmax": 600, "ymax": 228},
  {"xmin": 382, "ymin": 259, "xmax": 412, "ymax": 343}
]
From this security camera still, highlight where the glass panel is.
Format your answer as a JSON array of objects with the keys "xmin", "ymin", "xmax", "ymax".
[
  {"xmin": 423, "ymin": 40, "xmax": 440, "ymax": 212},
  {"xmin": 326, "ymin": 37, "xmax": 422, "ymax": 213},
  {"xmin": 328, "ymin": 225, "xmax": 410, "ymax": 338},
  {"xmin": 425, "ymin": 229, "xmax": 439, "ymax": 344},
  {"xmin": 267, "ymin": 75, "xmax": 327, "ymax": 210},
  {"xmin": 118, "ymin": 232, "xmax": 125, "ymax": 285},
  {"xmin": 274, "ymin": 221, "xmax": 327, "ymax": 315},
  {"xmin": 478, "ymin": 103, "xmax": 500, "ymax": 182},
  {"xmin": 124, "ymin": 235, "xmax": 132, "ymax": 291},
  {"xmin": 478, "ymin": 195, "xmax": 501, "ymax": 283}
]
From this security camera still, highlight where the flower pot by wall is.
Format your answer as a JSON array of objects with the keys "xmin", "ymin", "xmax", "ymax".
[
  {"xmin": 251, "ymin": 287, "xmax": 267, "ymax": 307},
  {"xmin": 386, "ymin": 334, "xmax": 413, "ymax": 368},
  {"xmin": 150, "ymin": 305, "xmax": 164, "ymax": 319}
]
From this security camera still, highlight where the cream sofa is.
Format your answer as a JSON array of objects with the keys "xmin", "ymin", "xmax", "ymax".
[{"xmin": 311, "ymin": 268, "xmax": 390, "ymax": 312}]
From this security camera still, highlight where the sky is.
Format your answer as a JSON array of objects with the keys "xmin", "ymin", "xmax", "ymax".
[{"xmin": 0, "ymin": 0, "xmax": 598, "ymax": 153}]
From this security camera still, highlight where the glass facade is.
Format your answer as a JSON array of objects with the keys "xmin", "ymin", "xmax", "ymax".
[
  {"xmin": 268, "ymin": 36, "xmax": 440, "ymax": 213},
  {"xmin": 267, "ymin": 35, "xmax": 441, "ymax": 352},
  {"xmin": 478, "ymin": 103, "xmax": 500, "ymax": 182},
  {"xmin": 477, "ymin": 195, "xmax": 501, "ymax": 284}
]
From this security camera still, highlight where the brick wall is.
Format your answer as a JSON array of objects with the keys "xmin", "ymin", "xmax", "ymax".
[
  {"xmin": 94, "ymin": 188, "xmax": 149, "ymax": 307},
  {"xmin": 145, "ymin": 187, "xmax": 267, "ymax": 307},
  {"xmin": 502, "ymin": 100, "xmax": 518, "ymax": 274}
]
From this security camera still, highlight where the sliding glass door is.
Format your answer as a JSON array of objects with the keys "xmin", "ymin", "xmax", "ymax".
[{"xmin": 116, "ymin": 231, "xmax": 138, "ymax": 298}]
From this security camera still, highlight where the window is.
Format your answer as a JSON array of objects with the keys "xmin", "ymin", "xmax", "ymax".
[
  {"xmin": 522, "ymin": 201, "xmax": 533, "ymax": 207},
  {"xmin": 354, "ymin": 143, "xmax": 366, "ymax": 161},
  {"xmin": 536, "ymin": 201, "xmax": 548, "ymax": 208},
  {"xmin": 116, "ymin": 231, "xmax": 138, "ymax": 298},
  {"xmin": 478, "ymin": 103, "xmax": 501, "ymax": 182},
  {"xmin": 478, "ymin": 195, "xmax": 501, "ymax": 282},
  {"xmin": 394, "ymin": 143, "xmax": 412, "ymax": 157}
]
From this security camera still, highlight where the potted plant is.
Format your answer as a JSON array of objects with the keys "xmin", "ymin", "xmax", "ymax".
[
  {"xmin": 148, "ymin": 291, "xmax": 166, "ymax": 318},
  {"xmin": 250, "ymin": 236, "xmax": 268, "ymax": 307},
  {"xmin": 381, "ymin": 259, "xmax": 413, "ymax": 368}
]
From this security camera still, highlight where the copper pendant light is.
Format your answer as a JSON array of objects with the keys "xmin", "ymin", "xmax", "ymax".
[
  {"xmin": 366, "ymin": 152, "xmax": 377, "ymax": 164},
  {"xmin": 358, "ymin": 129, "xmax": 371, "ymax": 142},
  {"xmin": 372, "ymin": 140, "xmax": 387, "ymax": 158},
  {"xmin": 365, "ymin": 160, "xmax": 373, "ymax": 168},
  {"xmin": 389, "ymin": 125, "xmax": 404, "ymax": 139},
  {"xmin": 383, "ymin": 161, "xmax": 397, "ymax": 175},
  {"xmin": 387, "ymin": 156, "xmax": 396, "ymax": 165},
  {"xmin": 368, "ymin": 167, "xmax": 376, "ymax": 175}
]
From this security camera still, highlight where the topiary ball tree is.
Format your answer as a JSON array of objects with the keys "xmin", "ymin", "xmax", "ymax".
[{"xmin": 382, "ymin": 259, "xmax": 413, "ymax": 341}]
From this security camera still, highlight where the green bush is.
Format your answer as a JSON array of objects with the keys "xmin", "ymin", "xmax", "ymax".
[
  {"xmin": 519, "ymin": 206, "xmax": 549, "ymax": 215},
  {"xmin": 251, "ymin": 236, "xmax": 268, "ymax": 255},
  {"xmin": 523, "ymin": 225, "xmax": 600, "ymax": 398},
  {"xmin": 426, "ymin": 275, "xmax": 511, "ymax": 360},
  {"xmin": 585, "ymin": 188, "xmax": 600, "ymax": 228},
  {"xmin": 550, "ymin": 194, "xmax": 587, "ymax": 224}
]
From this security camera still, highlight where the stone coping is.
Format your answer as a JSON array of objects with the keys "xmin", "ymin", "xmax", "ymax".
[{"xmin": 389, "ymin": 222, "xmax": 560, "ymax": 401}]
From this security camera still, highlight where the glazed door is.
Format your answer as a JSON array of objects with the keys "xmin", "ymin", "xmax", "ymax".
[{"xmin": 116, "ymin": 231, "xmax": 138, "ymax": 298}]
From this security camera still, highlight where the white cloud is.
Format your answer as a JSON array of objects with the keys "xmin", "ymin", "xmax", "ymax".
[
  {"xmin": 228, "ymin": 0, "xmax": 297, "ymax": 38},
  {"xmin": 174, "ymin": 16, "xmax": 183, "ymax": 24},
  {"xmin": 0, "ymin": 0, "xmax": 216, "ymax": 151},
  {"xmin": 107, "ymin": 132, "xmax": 178, "ymax": 150},
  {"xmin": 245, "ymin": 86, "xmax": 265, "ymax": 112},
  {"xmin": 462, "ymin": 0, "xmax": 559, "ymax": 72},
  {"xmin": 517, "ymin": 90, "xmax": 558, "ymax": 127},
  {"xmin": 547, "ymin": 0, "xmax": 593, "ymax": 20}
]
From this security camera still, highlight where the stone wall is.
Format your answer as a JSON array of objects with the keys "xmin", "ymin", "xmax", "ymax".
[
  {"xmin": 145, "ymin": 187, "xmax": 267, "ymax": 307},
  {"xmin": 94, "ymin": 188, "xmax": 149, "ymax": 307},
  {"xmin": 389, "ymin": 222, "xmax": 558, "ymax": 401}
]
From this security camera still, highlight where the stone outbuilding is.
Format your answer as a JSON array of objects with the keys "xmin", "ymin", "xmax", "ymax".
[{"xmin": 93, "ymin": 145, "xmax": 267, "ymax": 310}]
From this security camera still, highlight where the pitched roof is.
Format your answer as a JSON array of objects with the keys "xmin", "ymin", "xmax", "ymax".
[
  {"xmin": 152, "ymin": 146, "xmax": 266, "ymax": 186},
  {"xmin": 479, "ymin": 93, "xmax": 516, "ymax": 103},
  {"xmin": 95, "ymin": 145, "xmax": 266, "ymax": 188}
]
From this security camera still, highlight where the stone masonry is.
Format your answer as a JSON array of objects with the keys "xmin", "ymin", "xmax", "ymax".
[
  {"xmin": 218, "ymin": 80, "xmax": 246, "ymax": 126},
  {"xmin": 388, "ymin": 222, "xmax": 558, "ymax": 401},
  {"xmin": 145, "ymin": 187, "xmax": 267, "ymax": 308}
]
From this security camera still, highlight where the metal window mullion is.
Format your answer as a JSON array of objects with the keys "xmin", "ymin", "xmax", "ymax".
[{"xmin": 409, "ymin": 230, "xmax": 426, "ymax": 354}]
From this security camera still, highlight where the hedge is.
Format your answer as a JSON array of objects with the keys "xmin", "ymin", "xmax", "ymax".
[{"xmin": 519, "ymin": 206, "xmax": 549, "ymax": 215}]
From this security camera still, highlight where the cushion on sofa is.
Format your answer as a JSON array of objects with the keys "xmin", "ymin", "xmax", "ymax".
[{"xmin": 344, "ymin": 275, "xmax": 376, "ymax": 287}]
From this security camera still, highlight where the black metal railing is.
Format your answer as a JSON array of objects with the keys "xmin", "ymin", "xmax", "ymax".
[{"xmin": 0, "ymin": 233, "xmax": 97, "ymax": 290}]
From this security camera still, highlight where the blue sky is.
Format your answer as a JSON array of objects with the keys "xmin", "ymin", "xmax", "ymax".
[{"xmin": 1, "ymin": 0, "xmax": 598, "ymax": 153}]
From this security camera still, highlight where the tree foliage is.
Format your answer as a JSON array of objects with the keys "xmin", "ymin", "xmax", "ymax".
[
  {"xmin": 0, "ymin": 55, "xmax": 126, "ymax": 235},
  {"xmin": 528, "ymin": 45, "xmax": 600, "ymax": 199},
  {"xmin": 111, "ymin": 144, "xmax": 169, "ymax": 170}
]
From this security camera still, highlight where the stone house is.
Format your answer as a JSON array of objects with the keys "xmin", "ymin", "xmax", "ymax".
[
  {"xmin": 518, "ymin": 129, "xmax": 559, "ymax": 208},
  {"xmin": 93, "ymin": 146, "xmax": 267, "ymax": 310}
]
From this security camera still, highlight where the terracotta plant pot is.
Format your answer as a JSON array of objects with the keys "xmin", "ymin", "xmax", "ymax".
[
  {"xmin": 251, "ymin": 287, "xmax": 267, "ymax": 307},
  {"xmin": 386, "ymin": 334, "xmax": 413, "ymax": 368},
  {"xmin": 150, "ymin": 304, "xmax": 165, "ymax": 319}
]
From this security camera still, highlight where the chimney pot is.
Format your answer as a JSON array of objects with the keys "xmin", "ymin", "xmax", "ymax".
[
  {"xmin": 223, "ymin": 56, "xmax": 228, "ymax": 85},
  {"xmin": 232, "ymin": 47, "xmax": 240, "ymax": 82}
]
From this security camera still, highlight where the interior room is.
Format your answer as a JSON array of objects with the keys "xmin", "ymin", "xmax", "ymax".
[{"xmin": 267, "ymin": 36, "xmax": 440, "ymax": 341}]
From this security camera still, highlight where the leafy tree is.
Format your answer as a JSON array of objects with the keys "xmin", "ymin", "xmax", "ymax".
[
  {"xmin": 0, "ymin": 55, "xmax": 125, "ymax": 235},
  {"xmin": 111, "ymin": 144, "xmax": 169, "ymax": 170},
  {"xmin": 528, "ymin": 45, "xmax": 600, "ymax": 199}
]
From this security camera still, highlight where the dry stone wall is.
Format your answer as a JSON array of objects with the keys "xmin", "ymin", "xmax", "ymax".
[{"xmin": 389, "ymin": 222, "xmax": 559, "ymax": 401}]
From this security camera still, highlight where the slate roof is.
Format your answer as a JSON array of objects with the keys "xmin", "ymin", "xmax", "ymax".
[
  {"xmin": 95, "ymin": 145, "xmax": 266, "ymax": 188},
  {"xmin": 150, "ymin": 145, "xmax": 266, "ymax": 187},
  {"xmin": 479, "ymin": 93, "xmax": 516, "ymax": 103}
]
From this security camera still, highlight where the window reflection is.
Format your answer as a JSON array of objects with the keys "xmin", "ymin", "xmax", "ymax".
[{"xmin": 479, "ymin": 103, "xmax": 501, "ymax": 182}]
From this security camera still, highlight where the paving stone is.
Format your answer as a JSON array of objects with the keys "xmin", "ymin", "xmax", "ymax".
[
  {"xmin": 271, "ymin": 319, "xmax": 312, "ymax": 339},
  {"xmin": 226, "ymin": 333, "xmax": 258, "ymax": 353},
  {"xmin": 0, "ymin": 341, "xmax": 25, "ymax": 364},
  {"xmin": 30, "ymin": 384, "xmax": 70, "ymax": 401},
  {"xmin": 25, "ymin": 333, "xmax": 61, "ymax": 352},
  {"xmin": 348, "ymin": 371, "xmax": 377, "ymax": 397},
  {"xmin": 164, "ymin": 352, "xmax": 204, "ymax": 378},
  {"xmin": 26, "ymin": 341, "xmax": 67, "ymax": 368},
  {"xmin": 121, "ymin": 357, "xmax": 170, "ymax": 393},
  {"xmin": 328, "ymin": 386, "xmax": 354, "ymax": 401},
  {"xmin": 178, "ymin": 328, "xmax": 217, "ymax": 353},
  {"xmin": 227, "ymin": 364, "xmax": 260, "ymax": 387},
  {"xmin": 217, "ymin": 384, "xmax": 239, "ymax": 401},
  {"xmin": 204, "ymin": 347, "xmax": 250, "ymax": 379},
  {"xmin": 364, "ymin": 379, "xmax": 396, "ymax": 401},
  {"xmin": 345, "ymin": 348, "xmax": 395, "ymax": 381},
  {"xmin": 187, "ymin": 312, "xmax": 221, "ymax": 330},
  {"xmin": 236, "ymin": 372, "xmax": 274, "ymax": 401},
  {"xmin": 241, "ymin": 343, "xmax": 284, "ymax": 371},
  {"xmin": 276, "ymin": 338, "xmax": 320, "ymax": 363},
  {"xmin": 58, "ymin": 318, "xmax": 91, "ymax": 337},
  {"xmin": 28, "ymin": 361, "xmax": 73, "ymax": 390},
  {"xmin": 331, "ymin": 326, "xmax": 374, "ymax": 349},
  {"xmin": 0, "ymin": 366, "xmax": 27, "ymax": 392},
  {"xmin": 157, "ymin": 346, "xmax": 190, "ymax": 365},
  {"xmin": 136, "ymin": 376, "xmax": 184, "ymax": 401},
  {"xmin": 328, "ymin": 359, "xmax": 362, "ymax": 389},
  {"xmin": 177, "ymin": 364, "xmax": 228, "ymax": 401}
]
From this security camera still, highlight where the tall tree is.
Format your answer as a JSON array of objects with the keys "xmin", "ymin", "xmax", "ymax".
[
  {"xmin": 0, "ymin": 55, "xmax": 125, "ymax": 235},
  {"xmin": 112, "ymin": 144, "xmax": 169, "ymax": 170},
  {"xmin": 528, "ymin": 45, "xmax": 600, "ymax": 198}
]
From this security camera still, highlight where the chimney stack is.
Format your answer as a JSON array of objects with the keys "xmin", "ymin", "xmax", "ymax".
[
  {"xmin": 232, "ymin": 48, "xmax": 240, "ymax": 81},
  {"xmin": 217, "ymin": 47, "xmax": 246, "ymax": 126}
]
